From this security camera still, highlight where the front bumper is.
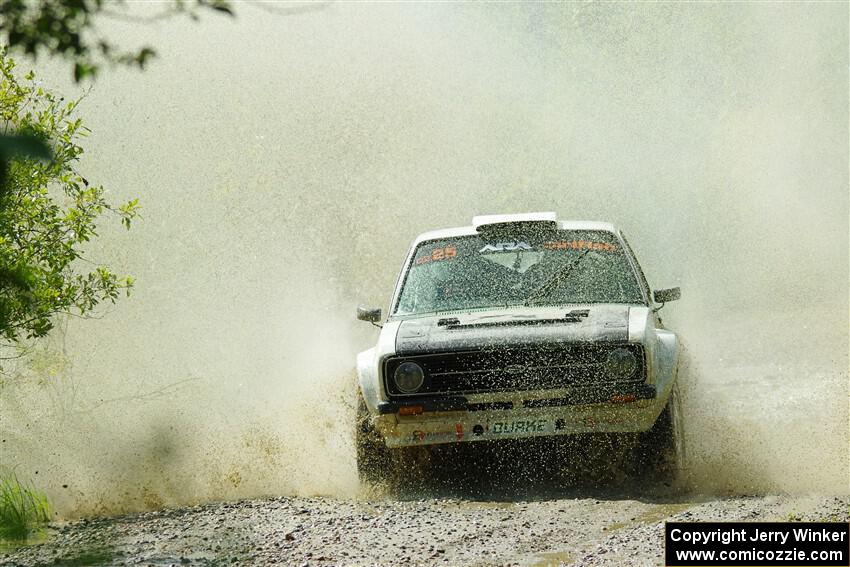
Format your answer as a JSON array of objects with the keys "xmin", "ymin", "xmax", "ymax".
[
  {"xmin": 375, "ymin": 385, "xmax": 666, "ymax": 448},
  {"xmin": 376, "ymin": 383, "xmax": 656, "ymax": 414}
]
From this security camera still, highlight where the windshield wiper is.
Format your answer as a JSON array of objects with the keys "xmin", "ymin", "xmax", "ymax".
[{"xmin": 523, "ymin": 249, "xmax": 590, "ymax": 306}]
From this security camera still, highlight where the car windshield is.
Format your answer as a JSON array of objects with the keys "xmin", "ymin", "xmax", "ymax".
[{"xmin": 394, "ymin": 230, "xmax": 644, "ymax": 316}]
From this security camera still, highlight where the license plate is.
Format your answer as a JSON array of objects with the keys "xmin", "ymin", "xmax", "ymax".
[{"xmin": 489, "ymin": 418, "xmax": 549, "ymax": 435}]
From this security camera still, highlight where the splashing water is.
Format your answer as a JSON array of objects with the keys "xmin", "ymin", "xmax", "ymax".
[{"xmin": 0, "ymin": 3, "xmax": 846, "ymax": 517}]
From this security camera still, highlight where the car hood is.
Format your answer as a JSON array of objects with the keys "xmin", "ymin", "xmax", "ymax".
[{"xmin": 394, "ymin": 304, "xmax": 633, "ymax": 355}]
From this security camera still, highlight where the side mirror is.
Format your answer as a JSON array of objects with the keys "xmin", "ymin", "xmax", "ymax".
[
  {"xmin": 653, "ymin": 287, "xmax": 681, "ymax": 304},
  {"xmin": 356, "ymin": 305, "xmax": 382, "ymax": 324}
]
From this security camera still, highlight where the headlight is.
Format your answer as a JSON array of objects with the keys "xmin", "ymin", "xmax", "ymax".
[
  {"xmin": 606, "ymin": 348, "xmax": 637, "ymax": 378},
  {"xmin": 393, "ymin": 362, "xmax": 425, "ymax": 394}
]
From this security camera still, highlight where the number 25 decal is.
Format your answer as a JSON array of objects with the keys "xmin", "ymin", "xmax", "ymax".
[{"xmin": 416, "ymin": 245, "xmax": 457, "ymax": 265}]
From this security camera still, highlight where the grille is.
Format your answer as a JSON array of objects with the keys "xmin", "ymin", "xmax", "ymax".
[{"xmin": 384, "ymin": 344, "xmax": 645, "ymax": 397}]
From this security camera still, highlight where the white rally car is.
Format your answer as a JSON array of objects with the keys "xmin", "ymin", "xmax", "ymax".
[{"xmin": 355, "ymin": 212, "xmax": 683, "ymax": 484}]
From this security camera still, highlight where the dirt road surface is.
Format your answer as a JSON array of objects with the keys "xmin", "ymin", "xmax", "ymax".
[{"xmin": 2, "ymin": 490, "xmax": 847, "ymax": 566}]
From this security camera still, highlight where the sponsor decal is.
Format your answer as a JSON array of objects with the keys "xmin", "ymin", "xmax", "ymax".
[
  {"xmin": 410, "ymin": 429, "xmax": 459, "ymax": 443},
  {"xmin": 415, "ymin": 245, "xmax": 457, "ymax": 265},
  {"xmin": 408, "ymin": 423, "xmax": 465, "ymax": 443},
  {"xmin": 479, "ymin": 241, "xmax": 533, "ymax": 253},
  {"xmin": 543, "ymin": 240, "xmax": 619, "ymax": 252},
  {"xmin": 491, "ymin": 419, "xmax": 547, "ymax": 434}
]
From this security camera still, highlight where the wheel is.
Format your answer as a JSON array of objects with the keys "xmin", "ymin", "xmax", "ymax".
[
  {"xmin": 667, "ymin": 382, "xmax": 687, "ymax": 482},
  {"xmin": 356, "ymin": 393, "xmax": 431, "ymax": 490},
  {"xmin": 635, "ymin": 381, "xmax": 686, "ymax": 488},
  {"xmin": 356, "ymin": 393, "xmax": 392, "ymax": 485}
]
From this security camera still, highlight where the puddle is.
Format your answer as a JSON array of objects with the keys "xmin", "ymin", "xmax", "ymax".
[
  {"xmin": 445, "ymin": 500, "xmax": 517, "ymax": 511},
  {"xmin": 1, "ymin": 532, "xmax": 118, "ymax": 567},
  {"xmin": 528, "ymin": 550, "xmax": 575, "ymax": 567},
  {"xmin": 51, "ymin": 545, "xmax": 118, "ymax": 566},
  {"xmin": 605, "ymin": 502, "xmax": 693, "ymax": 531},
  {"xmin": 0, "ymin": 530, "xmax": 51, "ymax": 553}
]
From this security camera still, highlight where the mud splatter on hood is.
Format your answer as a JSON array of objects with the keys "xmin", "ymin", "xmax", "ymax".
[{"xmin": 394, "ymin": 304, "xmax": 633, "ymax": 355}]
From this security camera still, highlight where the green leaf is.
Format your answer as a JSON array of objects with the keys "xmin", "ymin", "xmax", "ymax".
[
  {"xmin": 73, "ymin": 62, "xmax": 96, "ymax": 82},
  {"xmin": 0, "ymin": 134, "xmax": 51, "ymax": 161}
]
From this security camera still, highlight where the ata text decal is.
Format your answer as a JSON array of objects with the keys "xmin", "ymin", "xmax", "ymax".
[{"xmin": 479, "ymin": 241, "xmax": 533, "ymax": 253}]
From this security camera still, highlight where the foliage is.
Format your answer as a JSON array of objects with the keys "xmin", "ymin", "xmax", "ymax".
[
  {"xmin": 0, "ymin": 0, "xmax": 233, "ymax": 82},
  {"xmin": 0, "ymin": 132, "xmax": 51, "ymax": 193},
  {"xmin": 0, "ymin": 50, "xmax": 139, "ymax": 343},
  {"xmin": 0, "ymin": 473, "xmax": 50, "ymax": 539}
]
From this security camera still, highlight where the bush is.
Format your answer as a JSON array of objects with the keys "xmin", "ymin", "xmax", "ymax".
[
  {"xmin": 0, "ymin": 49, "xmax": 139, "ymax": 346},
  {"xmin": 0, "ymin": 473, "xmax": 50, "ymax": 540}
]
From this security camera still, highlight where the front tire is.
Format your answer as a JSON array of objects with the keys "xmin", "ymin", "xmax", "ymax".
[
  {"xmin": 636, "ymin": 382, "xmax": 686, "ymax": 488},
  {"xmin": 356, "ymin": 393, "xmax": 432, "ymax": 491},
  {"xmin": 356, "ymin": 393, "xmax": 392, "ymax": 485}
]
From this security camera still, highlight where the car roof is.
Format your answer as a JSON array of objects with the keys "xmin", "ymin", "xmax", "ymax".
[{"xmin": 412, "ymin": 218, "xmax": 620, "ymax": 246}]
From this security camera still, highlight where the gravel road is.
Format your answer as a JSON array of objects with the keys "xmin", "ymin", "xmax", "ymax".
[{"xmin": 2, "ymin": 488, "xmax": 847, "ymax": 567}]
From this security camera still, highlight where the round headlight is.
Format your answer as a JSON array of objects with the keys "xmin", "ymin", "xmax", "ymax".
[
  {"xmin": 393, "ymin": 362, "xmax": 425, "ymax": 394},
  {"xmin": 606, "ymin": 348, "xmax": 637, "ymax": 378}
]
